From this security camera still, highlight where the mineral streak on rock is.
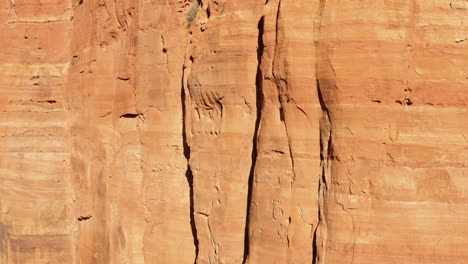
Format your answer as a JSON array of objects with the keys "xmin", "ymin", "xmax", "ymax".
[{"xmin": 0, "ymin": 0, "xmax": 466, "ymax": 263}]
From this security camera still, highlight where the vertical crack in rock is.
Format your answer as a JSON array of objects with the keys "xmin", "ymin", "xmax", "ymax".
[
  {"xmin": 243, "ymin": 15, "xmax": 265, "ymax": 264},
  {"xmin": 279, "ymin": 104, "xmax": 296, "ymax": 185},
  {"xmin": 182, "ymin": 63, "xmax": 199, "ymax": 263},
  {"xmin": 271, "ymin": 0, "xmax": 297, "ymax": 186},
  {"xmin": 313, "ymin": 1, "xmax": 329, "ymax": 264},
  {"xmin": 312, "ymin": 221, "xmax": 318, "ymax": 264},
  {"xmin": 314, "ymin": 80, "xmax": 332, "ymax": 264}
]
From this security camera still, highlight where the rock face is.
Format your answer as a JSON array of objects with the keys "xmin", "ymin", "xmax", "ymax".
[{"xmin": 0, "ymin": 0, "xmax": 466, "ymax": 263}]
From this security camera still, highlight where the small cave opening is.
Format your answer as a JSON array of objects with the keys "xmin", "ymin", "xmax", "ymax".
[{"xmin": 120, "ymin": 113, "xmax": 139, "ymax": 118}]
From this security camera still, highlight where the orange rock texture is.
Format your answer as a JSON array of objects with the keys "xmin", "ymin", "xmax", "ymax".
[{"xmin": 0, "ymin": 0, "xmax": 467, "ymax": 263}]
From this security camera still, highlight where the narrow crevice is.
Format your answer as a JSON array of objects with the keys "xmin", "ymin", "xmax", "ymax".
[
  {"xmin": 313, "ymin": 81, "xmax": 324, "ymax": 264},
  {"xmin": 242, "ymin": 16, "xmax": 265, "ymax": 264},
  {"xmin": 312, "ymin": 223, "xmax": 318, "ymax": 264},
  {"xmin": 271, "ymin": 0, "xmax": 298, "ymax": 187},
  {"xmin": 206, "ymin": 5, "xmax": 211, "ymax": 18},
  {"xmin": 185, "ymin": 160, "xmax": 199, "ymax": 263},
  {"xmin": 317, "ymin": 82, "xmax": 333, "ymax": 162},
  {"xmin": 279, "ymin": 106, "xmax": 285, "ymax": 121},
  {"xmin": 181, "ymin": 64, "xmax": 199, "ymax": 263},
  {"xmin": 314, "ymin": 74, "xmax": 333, "ymax": 264},
  {"xmin": 270, "ymin": 0, "xmax": 281, "ymax": 75},
  {"xmin": 313, "ymin": 79, "xmax": 332, "ymax": 264},
  {"xmin": 313, "ymin": 1, "xmax": 329, "ymax": 262}
]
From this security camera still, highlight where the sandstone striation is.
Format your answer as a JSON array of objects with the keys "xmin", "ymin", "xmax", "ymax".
[{"xmin": 0, "ymin": 0, "xmax": 466, "ymax": 263}]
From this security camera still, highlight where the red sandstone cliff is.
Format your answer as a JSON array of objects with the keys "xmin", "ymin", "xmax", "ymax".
[{"xmin": 0, "ymin": 0, "xmax": 467, "ymax": 263}]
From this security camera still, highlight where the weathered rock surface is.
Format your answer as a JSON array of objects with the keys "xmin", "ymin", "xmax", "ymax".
[{"xmin": 0, "ymin": 0, "xmax": 466, "ymax": 263}]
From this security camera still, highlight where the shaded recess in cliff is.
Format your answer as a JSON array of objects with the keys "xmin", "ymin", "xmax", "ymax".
[
  {"xmin": 313, "ymin": 78, "xmax": 332, "ymax": 264},
  {"xmin": 181, "ymin": 64, "xmax": 199, "ymax": 262},
  {"xmin": 313, "ymin": 0, "xmax": 330, "ymax": 262},
  {"xmin": 243, "ymin": 15, "xmax": 265, "ymax": 263}
]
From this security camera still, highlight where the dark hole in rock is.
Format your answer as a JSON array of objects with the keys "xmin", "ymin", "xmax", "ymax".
[{"xmin": 120, "ymin": 113, "xmax": 139, "ymax": 118}]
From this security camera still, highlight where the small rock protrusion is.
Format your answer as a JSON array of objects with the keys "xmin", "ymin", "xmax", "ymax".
[
  {"xmin": 77, "ymin": 214, "xmax": 92, "ymax": 221},
  {"xmin": 395, "ymin": 99, "xmax": 413, "ymax": 106},
  {"xmin": 404, "ymin": 98, "xmax": 413, "ymax": 105}
]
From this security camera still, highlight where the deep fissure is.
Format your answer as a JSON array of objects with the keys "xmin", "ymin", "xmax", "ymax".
[
  {"xmin": 313, "ymin": 1, "xmax": 329, "ymax": 262},
  {"xmin": 242, "ymin": 16, "xmax": 265, "ymax": 264},
  {"xmin": 181, "ymin": 64, "xmax": 199, "ymax": 263},
  {"xmin": 314, "ymin": 74, "xmax": 333, "ymax": 264},
  {"xmin": 313, "ymin": 79, "xmax": 331, "ymax": 264}
]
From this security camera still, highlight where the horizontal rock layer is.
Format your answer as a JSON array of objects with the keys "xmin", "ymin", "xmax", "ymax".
[{"xmin": 0, "ymin": 0, "xmax": 466, "ymax": 263}]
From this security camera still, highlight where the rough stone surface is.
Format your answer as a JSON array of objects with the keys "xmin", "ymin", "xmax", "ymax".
[{"xmin": 0, "ymin": 0, "xmax": 466, "ymax": 263}]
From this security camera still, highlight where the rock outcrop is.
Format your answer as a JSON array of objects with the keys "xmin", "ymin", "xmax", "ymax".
[{"xmin": 0, "ymin": 0, "xmax": 466, "ymax": 263}]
